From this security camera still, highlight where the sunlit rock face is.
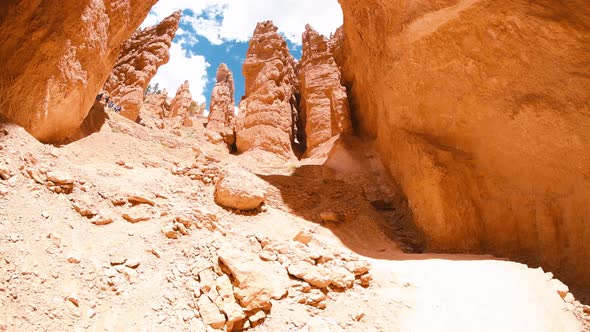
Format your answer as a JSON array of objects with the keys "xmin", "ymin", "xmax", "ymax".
[
  {"xmin": 0, "ymin": 0, "xmax": 157, "ymax": 142},
  {"xmin": 103, "ymin": 10, "xmax": 181, "ymax": 122},
  {"xmin": 336, "ymin": 0, "xmax": 590, "ymax": 290},
  {"xmin": 299, "ymin": 24, "xmax": 351, "ymax": 157},
  {"xmin": 235, "ymin": 21, "xmax": 300, "ymax": 158}
]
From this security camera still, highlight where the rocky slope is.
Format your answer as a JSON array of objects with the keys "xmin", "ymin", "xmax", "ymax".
[
  {"xmin": 207, "ymin": 64, "xmax": 236, "ymax": 147},
  {"xmin": 1, "ymin": 113, "xmax": 587, "ymax": 331},
  {"xmin": 235, "ymin": 21, "xmax": 301, "ymax": 159},
  {"xmin": 103, "ymin": 10, "xmax": 181, "ymax": 122},
  {"xmin": 0, "ymin": 0, "xmax": 157, "ymax": 142},
  {"xmin": 336, "ymin": 0, "xmax": 590, "ymax": 292},
  {"xmin": 299, "ymin": 25, "xmax": 352, "ymax": 157}
]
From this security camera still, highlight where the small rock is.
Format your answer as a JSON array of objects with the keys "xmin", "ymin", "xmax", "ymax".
[
  {"xmin": 110, "ymin": 255, "xmax": 127, "ymax": 266},
  {"xmin": 41, "ymin": 211, "xmax": 49, "ymax": 219},
  {"xmin": 550, "ymin": 279, "xmax": 569, "ymax": 298},
  {"xmin": 249, "ymin": 310, "xmax": 266, "ymax": 324},
  {"xmin": 320, "ymin": 212, "xmax": 340, "ymax": 223},
  {"xmin": 67, "ymin": 253, "xmax": 81, "ymax": 264},
  {"xmin": 46, "ymin": 171, "xmax": 74, "ymax": 184},
  {"xmin": 197, "ymin": 295, "xmax": 226, "ymax": 329},
  {"xmin": 122, "ymin": 207, "xmax": 151, "ymax": 223},
  {"xmin": 149, "ymin": 247, "xmax": 162, "ymax": 258},
  {"xmin": 563, "ymin": 292, "xmax": 575, "ymax": 303},
  {"xmin": 91, "ymin": 210, "xmax": 114, "ymax": 226},
  {"xmin": 287, "ymin": 261, "xmax": 331, "ymax": 288},
  {"xmin": 125, "ymin": 259, "xmax": 140, "ymax": 269},
  {"xmin": 67, "ymin": 295, "xmax": 79, "ymax": 307},
  {"xmin": 127, "ymin": 194, "xmax": 155, "ymax": 206},
  {"xmin": 294, "ymin": 230, "xmax": 314, "ymax": 245},
  {"xmin": 162, "ymin": 223, "xmax": 178, "ymax": 239}
]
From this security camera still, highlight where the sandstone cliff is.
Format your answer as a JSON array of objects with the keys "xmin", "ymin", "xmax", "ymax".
[
  {"xmin": 235, "ymin": 21, "xmax": 301, "ymax": 158},
  {"xmin": 207, "ymin": 64, "xmax": 236, "ymax": 146},
  {"xmin": 103, "ymin": 10, "xmax": 181, "ymax": 122},
  {"xmin": 337, "ymin": 0, "xmax": 590, "ymax": 290},
  {"xmin": 0, "ymin": 0, "xmax": 157, "ymax": 142},
  {"xmin": 299, "ymin": 25, "xmax": 351, "ymax": 157}
]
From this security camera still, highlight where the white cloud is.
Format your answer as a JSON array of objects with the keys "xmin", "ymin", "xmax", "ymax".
[
  {"xmin": 150, "ymin": 42, "xmax": 210, "ymax": 104},
  {"xmin": 141, "ymin": 0, "xmax": 343, "ymax": 45}
]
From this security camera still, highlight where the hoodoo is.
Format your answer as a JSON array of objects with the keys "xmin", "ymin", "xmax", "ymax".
[
  {"xmin": 299, "ymin": 24, "xmax": 352, "ymax": 157},
  {"xmin": 103, "ymin": 10, "xmax": 181, "ymax": 122},
  {"xmin": 235, "ymin": 21, "xmax": 300, "ymax": 158}
]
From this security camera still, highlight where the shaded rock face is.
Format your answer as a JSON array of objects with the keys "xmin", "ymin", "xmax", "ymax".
[
  {"xmin": 235, "ymin": 21, "xmax": 301, "ymax": 158},
  {"xmin": 299, "ymin": 25, "xmax": 351, "ymax": 157},
  {"xmin": 337, "ymin": 0, "xmax": 590, "ymax": 288},
  {"xmin": 103, "ymin": 10, "xmax": 181, "ymax": 122},
  {"xmin": 207, "ymin": 64, "xmax": 236, "ymax": 146},
  {"xmin": 169, "ymin": 81, "xmax": 194, "ymax": 119},
  {"xmin": 0, "ymin": 0, "xmax": 157, "ymax": 142}
]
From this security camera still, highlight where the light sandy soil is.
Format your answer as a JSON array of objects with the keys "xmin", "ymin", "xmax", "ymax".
[{"xmin": 0, "ymin": 111, "xmax": 588, "ymax": 331}]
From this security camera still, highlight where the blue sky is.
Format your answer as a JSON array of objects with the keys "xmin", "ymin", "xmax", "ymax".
[{"xmin": 140, "ymin": 0, "xmax": 342, "ymax": 109}]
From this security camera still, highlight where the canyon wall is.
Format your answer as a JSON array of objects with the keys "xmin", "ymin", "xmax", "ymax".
[
  {"xmin": 299, "ymin": 25, "xmax": 352, "ymax": 157},
  {"xmin": 235, "ymin": 21, "xmax": 300, "ymax": 158},
  {"xmin": 336, "ymin": 0, "xmax": 590, "ymax": 288},
  {"xmin": 103, "ymin": 10, "xmax": 180, "ymax": 122},
  {"xmin": 0, "ymin": 0, "xmax": 157, "ymax": 142}
]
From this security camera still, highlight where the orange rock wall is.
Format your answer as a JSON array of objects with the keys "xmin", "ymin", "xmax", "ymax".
[
  {"xmin": 0, "ymin": 0, "xmax": 157, "ymax": 142},
  {"xmin": 337, "ymin": 0, "xmax": 590, "ymax": 288}
]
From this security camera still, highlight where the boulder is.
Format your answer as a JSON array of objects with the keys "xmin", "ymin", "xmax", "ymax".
[
  {"xmin": 214, "ymin": 166, "xmax": 267, "ymax": 211},
  {"xmin": 217, "ymin": 246, "xmax": 290, "ymax": 311}
]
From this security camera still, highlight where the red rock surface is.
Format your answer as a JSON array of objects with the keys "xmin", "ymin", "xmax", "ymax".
[
  {"xmin": 169, "ymin": 81, "xmax": 194, "ymax": 119},
  {"xmin": 207, "ymin": 64, "xmax": 236, "ymax": 146},
  {"xmin": 337, "ymin": 0, "xmax": 590, "ymax": 291},
  {"xmin": 0, "ymin": 0, "xmax": 157, "ymax": 142},
  {"xmin": 235, "ymin": 21, "xmax": 300, "ymax": 158},
  {"xmin": 103, "ymin": 10, "xmax": 181, "ymax": 122},
  {"xmin": 299, "ymin": 25, "xmax": 351, "ymax": 157}
]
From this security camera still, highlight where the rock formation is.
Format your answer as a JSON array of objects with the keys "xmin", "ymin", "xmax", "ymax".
[
  {"xmin": 169, "ymin": 81, "xmax": 194, "ymax": 119},
  {"xmin": 207, "ymin": 64, "xmax": 236, "ymax": 146},
  {"xmin": 337, "ymin": 0, "xmax": 590, "ymax": 290},
  {"xmin": 235, "ymin": 21, "xmax": 301, "ymax": 158},
  {"xmin": 299, "ymin": 25, "xmax": 351, "ymax": 156},
  {"xmin": 143, "ymin": 89, "xmax": 170, "ymax": 119},
  {"xmin": 0, "ymin": 0, "xmax": 157, "ymax": 142},
  {"xmin": 103, "ymin": 10, "xmax": 181, "ymax": 122}
]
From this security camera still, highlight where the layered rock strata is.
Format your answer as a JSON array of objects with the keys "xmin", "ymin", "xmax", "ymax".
[
  {"xmin": 299, "ymin": 25, "xmax": 351, "ymax": 156},
  {"xmin": 103, "ymin": 10, "xmax": 181, "ymax": 122},
  {"xmin": 235, "ymin": 21, "xmax": 301, "ymax": 158},
  {"xmin": 0, "ymin": 0, "xmax": 157, "ymax": 142},
  {"xmin": 336, "ymin": 0, "xmax": 590, "ymax": 289}
]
